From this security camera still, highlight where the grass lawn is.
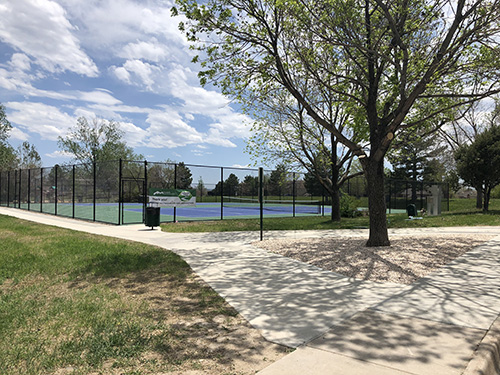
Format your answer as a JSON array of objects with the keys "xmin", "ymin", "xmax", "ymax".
[
  {"xmin": 0, "ymin": 215, "xmax": 285, "ymax": 375},
  {"xmin": 161, "ymin": 198, "xmax": 500, "ymax": 233}
]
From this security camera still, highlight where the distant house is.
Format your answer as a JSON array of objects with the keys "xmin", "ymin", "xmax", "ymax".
[{"xmin": 455, "ymin": 187, "xmax": 477, "ymax": 199}]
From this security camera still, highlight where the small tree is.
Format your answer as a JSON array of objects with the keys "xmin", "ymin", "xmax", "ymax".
[
  {"xmin": 176, "ymin": 162, "xmax": 193, "ymax": 189},
  {"xmin": 267, "ymin": 164, "xmax": 288, "ymax": 197},
  {"xmin": 17, "ymin": 141, "xmax": 42, "ymax": 169},
  {"xmin": 58, "ymin": 117, "xmax": 141, "ymax": 164},
  {"xmin": 455, "ymin": 125, "xmax": 500, "ymax": 212},
  {"xmin": 197, "ymin": 176, "xmax": 206, "ymax": 201},
  {"xmin": 224, "ymin": 174, "xmax": 240, "ymax": 196},
  {"xmin": 0, "ymin": 103, "xmax": 18, "ymax": 171},
  {"xmin": 239, "ymin": 175, "xmax": 259, "ymax": 197}
]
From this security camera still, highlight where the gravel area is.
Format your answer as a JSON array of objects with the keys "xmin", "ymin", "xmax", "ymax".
[{"xmin": 255, "ymin": 234, "xmax": 495, "ymax": 284}]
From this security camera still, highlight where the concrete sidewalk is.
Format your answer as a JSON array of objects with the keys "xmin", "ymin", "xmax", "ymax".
[{"xmin": 1, "ymin": 207, "xmax": 500, "ymax": 374}]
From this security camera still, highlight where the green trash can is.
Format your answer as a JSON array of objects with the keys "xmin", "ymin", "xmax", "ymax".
[
  {"xmin": 406, "ymin": 204, "xmax": 417, "ymax": 217},
  {"xmin": 145, "ymin": 206, "xmax": 161, "ymax": 229}
]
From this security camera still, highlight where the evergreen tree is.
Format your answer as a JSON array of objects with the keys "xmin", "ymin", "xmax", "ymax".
[{"xmin": 455, "ymin": 125, "xmax": 500, "ymax": 212}]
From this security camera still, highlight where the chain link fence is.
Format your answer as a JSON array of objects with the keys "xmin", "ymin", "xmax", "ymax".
[{"xmin": 0, "ymin": 160, "xmax": 449, "ymax": 224}]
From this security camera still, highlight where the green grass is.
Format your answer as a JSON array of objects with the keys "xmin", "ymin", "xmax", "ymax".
[
  {"xmin": 161, "ymin": 198, "xmax": 500, "ymax": 233},
  {"xmin": 0, "ymin": 214, "xmax": 239, "ymax": 375}
]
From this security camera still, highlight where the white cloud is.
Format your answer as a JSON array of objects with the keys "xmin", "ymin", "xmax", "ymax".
[
  {"xmin": 146, "ymin": 109, "xmax": 204, "ymax": 148},
  {"xmin": 46, "ymin": 150, "xmax": 73, "ymax": 159},
  {"xmin": 9, "ymin": 53, "xmax": 32, "ymax": 72},
  {"xmin": 6, "ymin": 102, "xmax": 75, "ymax": 141},
  {"xmin": 0, "ymin": 0, "xmax": 98, "ymax": 76},
  {"xmin": 112, "ymin": 59, "xmax": 160, "ymax": 89},
  {"xmin": 57, "ymin": 0, "xmax": 189, "ymax": 54},
  {"xmin": 112, "ymin": 66, "xmax": 131, "ymax": 83},
  {"xmin": 119, "ymin": 39, "xmax": 168, "ymax": 62},
  {"xmin": 77, "ymin": 90, "xmax": 123, "ymax": 106},
  {"xmin": 9, "ymin": 127, "xmax": 30, "ymax": 141},
  {"xmin": 120, "ymin": 121, "xmax": 149, "ymax": 148}
]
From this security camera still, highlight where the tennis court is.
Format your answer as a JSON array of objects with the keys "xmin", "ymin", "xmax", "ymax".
[
  {"xmin": 17, "ymin": 198, "xmax": 329, "ymax": 224},
  {"xmin": 128, "ymin": 198, "xmax": 328, "ymax": 223}
]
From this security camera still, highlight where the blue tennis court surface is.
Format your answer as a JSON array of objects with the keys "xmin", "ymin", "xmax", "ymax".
[{"xmin": 124, "ymin": 202, "xmax": 330, "ymax": 221}]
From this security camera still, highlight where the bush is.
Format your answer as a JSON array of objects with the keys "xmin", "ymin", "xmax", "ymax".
[
  {"xmin": 492, "ymin": 185, "xmax": 500, "ymax": 199},
  {"xmin": 340, "ymin": 193, "xmax": 362, "ymax": 218}
]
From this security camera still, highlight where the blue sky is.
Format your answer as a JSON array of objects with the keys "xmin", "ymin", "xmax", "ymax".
[{"xmin": 0, "ymin": 0, "xmax": 254, "ymax": 169}]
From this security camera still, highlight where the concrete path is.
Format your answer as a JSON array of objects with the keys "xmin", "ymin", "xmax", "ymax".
[{"xmin": 1, "ymin": 207, "xmax": 500, "ymax": 374}]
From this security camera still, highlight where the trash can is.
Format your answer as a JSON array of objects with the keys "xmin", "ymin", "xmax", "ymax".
[
  {"xmin": 406, "ymin": 204, "xmax": 417, "ymax": 217},
  {"xmin": 144, "ymin": 206, "xmax": 161, "ymax": 229}
]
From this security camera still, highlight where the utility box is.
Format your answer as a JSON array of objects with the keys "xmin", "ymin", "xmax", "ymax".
[
  {"xmin": 427, "ymin": 185, "xmax": 442, "ymax": 216},
  {"xmin": 144, "ymin": 206, "xmax": 161, "ymax": 229}
]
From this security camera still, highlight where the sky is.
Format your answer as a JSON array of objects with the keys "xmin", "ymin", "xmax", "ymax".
[{"xmin": 0, "ymin": 0, "xmax": 254, "ymax": 169}]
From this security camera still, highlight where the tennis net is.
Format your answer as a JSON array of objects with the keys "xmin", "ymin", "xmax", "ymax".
[{"xmin": 222, "ymin": 196, "xmax": 321, "ymax": 214}]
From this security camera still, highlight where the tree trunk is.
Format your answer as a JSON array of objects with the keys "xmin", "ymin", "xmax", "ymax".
[
  {"xmin": 483, "ymin": 187, "xmax": 490, "ymax": 213},
  {"xmin": 476, "ymin": 184, "xmax": 483, "ymax": 209},
  {"xmin": 365, "ymin": 158, "xmax": 390, "ymax": 247},
  {"xmin": 331, "ymin": 185, "xmax": 341, "ymax": 221}
]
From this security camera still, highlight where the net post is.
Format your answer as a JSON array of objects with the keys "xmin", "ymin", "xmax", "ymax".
[{"xmin": 259, "ymin": 167, "xmax": 264, "ymax": 241}]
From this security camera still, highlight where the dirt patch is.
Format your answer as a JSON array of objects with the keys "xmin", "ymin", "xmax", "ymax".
[
  {"xmin": 255, "ymin": 234, "xmax": 495, "ymax": 284},
  {"xmin": 68, "ymin": 272, "xmax": 290, "ymax": 374}
]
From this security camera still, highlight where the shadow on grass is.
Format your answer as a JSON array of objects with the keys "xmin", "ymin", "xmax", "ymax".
[{"xmin": 75, "ymin": 249, "xmax": 191, "ymax": 280}]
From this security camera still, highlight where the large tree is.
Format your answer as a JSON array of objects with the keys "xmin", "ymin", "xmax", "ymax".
[
  {"xmin": 247, "ymin": 91, "xmax": 363, "ymax": 221},
  {"xmin": 438, "ymin": 101, "xmax": 494, "ymax": 207},
  {"xmin": 58, "ymin": 117, "xmax": 141, "ymax": 165},
  {"xmin": 174, "ymin": 0, "xmax": 500, "ymax": 246},
  {"xmin": 455, "ymin": 124, "xmax": 500, "ymax": 212},
  {"xmin": 388, "ymin": 131, "xmax": 446, "ymax": 203}
]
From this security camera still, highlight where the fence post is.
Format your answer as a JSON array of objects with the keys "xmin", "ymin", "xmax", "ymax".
[
  {"xmin": 143, "ymin": 160, "xmax": 148, "ymax": 223},
  {"xmin": 118, "ymin": 159, "xmax": 122, "ymax": 225},
  {"xmin": 14, "ymin": 170, "xmax": 18, "ymax": 207},
  {"xmin": 40, "ymin": 168, "xmax": 43, "ymax": 212},
  {"xmin": 220, "ymin": 167, "xmax": 224, "ymax": 220},
  {"xmin": 420, "ymin": 181, "xmax": 424, "ymax": 211},
  {"xmin": 55, "ymin": 165, "xmax": 58, "ymax": 216},
  {"xmin": 292, "ymin": 172, "xmax": 296, "ymax": 217},
  {"xmin": 7, "ymin": 171, "xmax": 11, "ymax": 207},
  {"xmin": 18, "ymin": 169, "xmax": 21, "ymax": 209},
  {"xmin": 93, "ymin": 162, "xmax": 96, "ymax": 221},
  {"xmin": 447, "ymin": 183, "xmax": 450, "ymax": 211},
  {"xmin": 173, "ymin": 163, "xmax": 177, "ymax": 223},
  {"xmin": 27, "ymin": 169, "xmax": 31, "ymax": 211},
  {"xmin": 72, "ymin": 164, "xmax": 75, "ymax": 218},
  {"xmin": 388, "ymin": 180, "xmax": 392, "ymax": 214},
  {"xmin": 259, "ymin": 167, "xmax": 264, "ymax": 241}
]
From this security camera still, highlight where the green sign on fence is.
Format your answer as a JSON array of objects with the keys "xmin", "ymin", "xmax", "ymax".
[{"xmin": 148, "ymin": 188, "xmax": 196, "ymax": 207}]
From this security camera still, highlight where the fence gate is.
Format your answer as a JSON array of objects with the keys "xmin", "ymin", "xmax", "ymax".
[{"xmin": 121, "ymin": 178, "xmax": 146, "ymax": 224}]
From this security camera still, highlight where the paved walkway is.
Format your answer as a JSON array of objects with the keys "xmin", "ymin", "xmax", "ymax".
[{"xmin": 1, "ymin": 207, "xmax": 500, "ymax": 374}]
